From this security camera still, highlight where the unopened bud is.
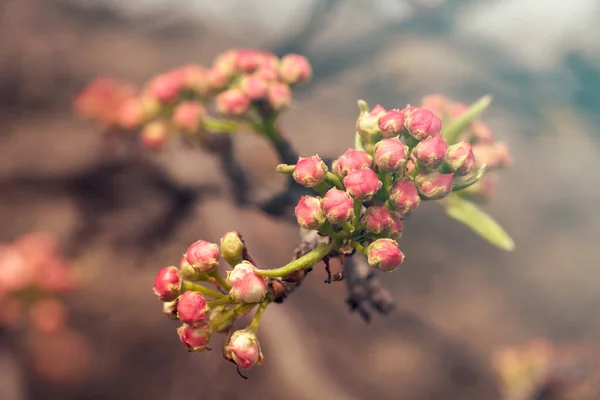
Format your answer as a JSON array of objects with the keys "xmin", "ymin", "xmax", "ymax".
[
  {"xmin": 279, "ymin": 54, "xmax": 312, "ymax": 85},
  {"xmin": 215, "ymin": 89, "xmax": 250, "ymax": 115},
  {"xmin": 445, "ymin": 141, "xmax": 475, "ymax": 175},
  {"xmin": 179, "ymin": 256, "xmax": 200, "ymax": 280},
  {"xmin": 493, "ymin": 142, "xmax": 511, "ymax": 169},
  {"xmin": 162, "ymin": 298, "xmax": 179, "ymax": 320},
  {"xmin": 267, "ymin": 82, "xmax": 292, "ymax": 111},
  {"xmin": 404, "ymin": 108, "xmax": 442, "ymax": 140},
  {"xmin": 378, "ymin": 109, "xmax": 408, "ymax": 138},
  {"xmin": 185, "ymin": 240, "xmax": 220, "ymax": 273},
  {"xmin": 220, "ymin": 232, "xmax": 245, "ymax": 267},
  {"xmin": 236, "ymin": 49, "xmax": 264, "ymax": 73},
  {"xmin": 180, "ymin": 64, "xmax": 209, "ymax": 95},
  {"xmin": 343, "ymin": 169, "xmax": 382, "ymax": 201},
  {"xmin": 295, "ymin": 196, "xmax": 326, "ymax": 230},
  {"xmin": 420, "ymin": 94, "xmax": 450, "ymax": 117},
  {"xmin": 332, "ymin": 148, "xmax": 373, "ymax": 178},
  {"xmin": 227, "ymin": 261, "xmax": 268, "ymax": 303},
  {"xmin": 414, "ymin": 171, "xmax": 454, "ymax": 200},
  {"xmin": 153, "ymin": 266, "xmax": 182, "ymax": 301},
  {"xmin": 172, "ymin": 101, "xmax": 205, "ymax": 133},
  {"xmin": 207, "ymin": 67, "xmax": 230, "ymax": 91},
  {"xmin": 177, "ymin": 291, "xmax": 210, "ymax": 326},
  {"xmin": 256, "ymin": 52, "xmax": 280, "ymax": 81},
  {"xmin": 357, "ymin": 105, "xmax": 386, "ymax": 142},
  {"xmin": 390, "ymin": 214, "xmax": 404, "ymax": 239},
  {"xmin": 224, "ymin": 329, "xmax": 264, "ymax": 369},
  {"xmin": 373, "ymin": 138, "xmax": 409, "ymax": 172},
  {"xmin": 362, "ymin": 206, "xmax": 393, "ymax": 234},
  {"xmin": 178, "ymin": 323, "xmax": 212, "ymax": 352},
  {"xmin": 118, "ymin": 98, "xmax": 145, "ymax": 129},
  {"xmin": 322, "ymin": 188, "xmax": 354, "ymax": 224},
  {"xmin": 213, "ymin": 49, "xmax": 239, "ymax": 77},
  {"xmin": 470, "ymin": 121, "xmax": 494, "ymax": 144},
  {"xmin": 293, "ymin": 156, "xmax": 327, "ymax": 187},
  {"xmin": 147, "ymin": 70, "xmax": 182, "ymax": 103},
  {"xmin": 389, "ymin": 180, "xmax": 421, "ymax": 214},
  {"xmin": 239, "ymin": 74, "xmax": 268, "ymax": 100},
  {"xmin": 140, "ymin": 121, "xmax": 168, "ymax": 149},
  {"xmin": 367, "ymin": 238, "xmax": 405, "ymax": 272},
  {"xmin": 413, "ymin": 135, "xmax": 448, "ymax": 170}
]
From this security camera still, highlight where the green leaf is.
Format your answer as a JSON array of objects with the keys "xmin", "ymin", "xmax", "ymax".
[
  {"xmin": 442, "ymin": 94, "xmax": 493, "ymax": 145},
  {"xmin": 443, "ymin": 193, "xmax": 515, "ymax": 251}
]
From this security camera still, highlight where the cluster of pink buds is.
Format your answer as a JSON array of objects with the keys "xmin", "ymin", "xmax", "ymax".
[
  {"xmin": 74, "ymin": 49, "xmax": 312, "ymax": 150},
  {"xmin": 0, "ymin": 232, "xmax": 78, "ymax": 334},
  {"xmin": 152, "ymin": 233, "xmax": 271, "ymax": 370}
]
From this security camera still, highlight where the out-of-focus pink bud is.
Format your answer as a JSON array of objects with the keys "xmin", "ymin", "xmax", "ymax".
[
  {"xmin": 215, "ymin": 88, "xmax": 250, "ymax": 115},
  {"xmin": 279, "ymin": 54, "xmax": 312, "ymax": 85},
  {"xmin": 227, "ymin": 261, "xmax": 268, "ymax": 303},
  {"xmin": 162, "ymin": 298, "xmax": 179, "ymax": 320},
  {"xmin": 389, "ymin": 180, "xmax": 420, "ymax": 214},
  {"xmin": 470, "ymin": 121, "xmax": 494, "ymax": 144},
  {"xmin": 36, "ymin": 259, "xmax": 73, "ymax": 293},
  {"xmin": 445, "ymin": 141, "xmax": 475, "ymax": 175},
  {"xmin": 378, "ymin": 109, "xmax": 408, "ymax": 138},
  {"xmin": 0, "ymin": 246, "xmax": 36, "ymax": 292},
  {"xmin": 177, "ymin": 291, "xmax": 210, "ymax": 326},
  {"xmin": 293, "ymin": 156, "xmax": 328, "ymax": 187},
  {"xmin": 239, "ymin": 74, "xmax": 268, "ymax": 100},
  {"xmin": 390, "ymin": 213, "xmax": 404, "ymax": 239},
  {"xmin": 322, "ymin": 188, "xmax": 354, "ymax": 224},
  {"xmin": 236, "ymin": 49, "xmax": 264, "ymax": 73},
  {"xmin": 413, "ymin": 135, "xmax": 448, "ymax": 170},
  {"xmin": 295, "ymin": 196, "xmax": 326, "ymax": 230},
  {"xmin": 414, "ymin": 171, "xmax": 454, "ymax": 200},
  {"xmin": 450, "ymin": 102, "xmax": 469, "ymax": 117},
  {"xmin": 207, "ymin": 67, "xmax": 230, "ymax": 91},
  {"xmin": 180, "ymin": 64, "xmax": 209, "ymax": 95},
  {"xmin": 420, "ymin": 94, "xmax": 450, "ymax": 117},
  {"xmin": 332, "ymin": 148, "xmax": 373, "ymax": 178},
  {"xmin": 178, "ymin": 323, "xmax": 212, "ymax": 352},
  {"xmin": 29, "ymin": 298, "xmax": 66, "ymax": 334},
  {"xmin": 362, "ymin": 206, "xmax": 393, "ymax": 234},
  {"xmin": 404, "ymin": 108, "xmax": 443, "ymax": 140},
  {"xmin": 267, "ymin": 82, "xmax": 292, "ymax": 111},
  {"xmin": 185, "ymin": 240, "xmax": 220, "ymax": 274},
  {"xmin": 220, "ymin": 232, "xmax": 245, "ymax": 267},
  {"xmin": 153, "ymin": 266, "xmax": 182, "ymax": 301},
  {"xmin": 172, "ymin": 101, "xmax": 205, "ymax": 133},
  {"xmin": 118, "ymin": 97, "xmax": 145, "ymax": 129},
  {"xmin": 357, "ymin": 105, "xmax": 386, "ymax": 141},
  {"xmin": 224, "ymin": 329, "xmax": 264, "ymax": 369},
  {"xmin": 73, "ymin": 77, "xmax": 138, "ymax": 125},
  {"xmin": 213, "ymin": 49, "xmax": 239, "ymax": 77},
  {"xmin": 367, "ymin": 238, "xmax": 405, "ymax": 272},
  {"xmin": 147, "ymin": 70, "xmax": 183, "ymax": 103},
  {"xmin": 472, "ymin": 144, "xmax": 498, "ymax": 169},
  {"xmin": 343, "ymin": 169, "xmax": 382, "ymax": 201},
  {"xmin": 140, "ymin": 121, "xmax": 169, "ymax": 150},
  {"xmin": 493, "ymin": 142, "xmax": 511, "ymax": 169},
  {"xmin": 373, "ymin": 138, "xmax": 409, "ymax": 172}
]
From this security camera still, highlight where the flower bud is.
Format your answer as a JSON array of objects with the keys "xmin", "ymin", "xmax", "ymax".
[
  {"xmin": 450, "ymin": 102, "xmax": 469, "ymax": 117},
  {"xmin": 367, "ymin": 238, "xmax": 405, "ymax": 272},
  {"xmin": 267, "ymin": 82, "xmax": 292, "ymax": 111},
  {"xmin": 185, "ymin": 240, "xmax": 220, "ymax": 273},
  {"xmin": 180, "ymin": 64, "xmax": 209, "ymax": 95},
  {"xmin": 118, "ymin": 98, "xmax": 145, "ymax": 129},
  {"xmin": 153, "ymin": 266, "xmax": 182, "ymax": 301},
  {"xmin": 227, "ymin": 261, "xmax": 268, "ymax": 303},
  {"xmin": 343, "ymin": 169, "xmax": 382, "ymax": 201},
  {"xmin": 279, "ymin": 54, "xmax": 312, "ymax": 85},
  {"xmin": 207, "ymin": 67, "xmax": 230, "ymax": 91},
  {"xmin": 179, "ymin": 256, "xmax": 200, "ymax": 280},
  {"xmin": 162, "ymin": 298, "xmax": 179, "ymax": 320},
  {"xmin": 236, "ymin": 49, "xmax": 264, "ymax": 73},
  {"xmin": 445, "ymin": 141, "xmax": 475, "ymax": 175},
  {"xmin": 373, "ymin": 138, "xmax": 409, "ymax": 172},
  {"xmin": 331, "ymin": 148, "xmax": 373, "ymax": 178},
  {"xmin": 147, "ymin": 70, "xmax": 183, "ymax": 103},
  {"xmin": 172, "ymin": 101, "xmax": 205, "ymax": 133},
  {"xmin": 214, "ymin": 50, "xmax": 240, "ymax": 76},
  {"xmin": 420, "ymin": 94, "xmax": 450, "ymax": 117},
  {"xmin": 414, "ymin": 171, "xmax": 454, "ymax": 200},
  {"xmin": 293, "ymin": 156, "xmax": 328, "ymax": 187},
  {"xmin": 404, "ymin": 108, "xmax": 442, "ymax": 140},
  {"xmin": 220, "ymin": 232, "xmax": 245, "ymax": 267},
  {"xmin": 413, "ymin": 135, "xmax": 448, "ymax": 170},
  {"xmin": 224, "ymin": 329, "xmax": 264, "ymax": 369},
  {"xmin": 29, "ymin": 298, "xmax": 66, "ymax": 334},
  {"xmin": 378, "ymin": 109, "xmax": 408, "ymax": 138},
  {"xmin": 215, "ymin": 89, "xmax": 250, "ymax": 115},
  {"xmin": 178, "ymin": 323, "xmax": 212, "ymax": 352},
  {"xmin": 472, "ymin": 144, "xmax": 501, "ymax": 169},
  {"xmin": 470, "ymin": 121, "xmax": 494, "ymax": 144},
  {"xmin": 322, "ymin": 188, "xmax": 354, "ymax": 224},
  {"xmin": 493, "ymin": 142, "xmax": 511, "ymax": 169},
  {"xmin": 357, "ymin": 105, "xmax": 386, "ymax": 141},
  {"xmin": 362, "ymin": 206, "xmax": 393, "ymax": 234},
  {"xmin": 140, "ymin": 121, "xmax": 168, "ymax": 150},
  {"xmin": 177, "ymin": 291, "xmax": 210, "ymax": 326},
  {"xmin": 390, "ymin": 214, "xmax": 404, "ymax": 239},
  {"xmin": 239, "ymin": 74, "xmax": 268, "ymax": 100},
  {"xmin": 389, "ymin": 180, "xmax": 420, "ymax": 214},
  {"xmin": 295, "ymin": 196, "xmax": 326, "ymax": 230}
]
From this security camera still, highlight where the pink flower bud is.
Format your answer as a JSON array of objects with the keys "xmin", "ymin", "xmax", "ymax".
[
  {"xmin": 470, "ymin": 121, "xmax": 494, "ymax": 144},
  {"xmin": 213, "ymin": 49, "xmax": 239, "ymax": 77},
  {"xmin": 215, "ymin": 89, "xmax": 250, "ymax": 115},
  {"xmin": 413, "ymin": 135, "xmax": 448, "ymax": 170},
  {"xmin": 224, "ymin": 329, "xmax": 264, "ymax": 369},
  {"xmin": 343, "ymin": 169, "xmax": 382, "ymax": 201},
  {"xmin": 118, "ymin": 98, "xmax": 145, "ymax": 129},
  {"xmin": 279, "ymin": 54, "xmax": 312, "ymax": 85},
  {"xmin": 445, "ymin": 141, "xmax": 475, "ymax": 175},
  {"xmin": 178, "ymin": 323, "xmax": 212, "ymax": 352},
  {"xmin": 172, "ymin": 101, "xmax": 205, "ymax": 133},
  {"xmin": 153, "ymin": 266, "xmax": 182, "ymax": 301},
  {"xmin": 207, "ymin": 67, "xmax": 230, "ymax": 91},
  {"xmin": 389, "ymin": 180, "xmax": 420, "ymax": 214},
  {"xmin": 177, "ymin": 291, "xmax": 210, "ymax": 326},
  {"xmin": 332, "ymin": 148, "xmax": 373, "ymax": 178},
  {"xmin": 390, "ymin": 214, "xmax": 404, "ymax": 239},
  {"xmin": 239, "ymin": 74, "xmax": 268, "ymax": 100},
  {"xmin": 367, "ymin": 238, "xmax": 405, "ymax": 272},
  {"xmin": 267, "ymin": 82, "xmax": 292, "ymax": 111},
  {"xmin": 162, "ymin": 299, "xmax": 179, "ymax": 320},
  {"xmin": 357, "ymin": 105, "xmax": 385, "ymax": 141},
  {"xmin": 147, "ymin": 70, "xmax": 183, "ymax": 103},
  {"xmin": 236, "ymin": 49, "xmax": 264, "ymax": 73},
  {"xmin": 414, "ymin": 171, "xmax": 454, "ymax": 200},
  {"xmin": 404, "ymin": 108, "xmax": 443, "ymax": 140},
  {"xmin": 140, "ymin": 121, "xmax": 168, "ymax": 150},
  {"xmin": 227, "ymin": 261, "xmax": 268, "ymax": 303},
  {"xmin": 220, "ymin": 232, "xmax": 245, "ymax": 267},
  {"xmin": 420, "ymin": 94, "xmax": 451, "ymax": 117},
  {"xmin": 373, "ymin": 138, "xmax": 409, "ymax": 172},
  {"xmin": 362, "ymin": 206, "xmax": 393, "ymax": 234},
  {"xmin": 493, "ymin": 142, "xmax": 511, "ymax": 169},
  {"xmin": 293, "ymin": 156, "xmax": 328, "ymax": 187},
  {"xmin": 472, "ymin": 144, "xmax": 498, "ymax": 169},
  {"xmin": 179, "ymin": 256, "xmax": 200, "ymax": 280},
  {"xmin": 295, "ymin": 196, "xmax": 326, "ymax": 230},
  {"xmin": 378, "ymin": 109, "xmax": 408, "ymax": 138},
  {"xmin": 451, "ymin": 102, "xmax": 469, "ymax": 117},
  {"xmin": 322, "ymin": 188, "xmax": 354, "ymax": 224},
  {"xmin": 180, "ymin": 64, "xmax": 209, "ymax": 95},
  {"xmin": 185, "ymin": 240, "xmax": 220, "ymax": 273}
]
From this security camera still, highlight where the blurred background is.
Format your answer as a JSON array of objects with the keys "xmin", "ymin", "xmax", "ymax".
[{"xmin": 1, "ymin": 0, "xmax": 599, "ymax": 399}]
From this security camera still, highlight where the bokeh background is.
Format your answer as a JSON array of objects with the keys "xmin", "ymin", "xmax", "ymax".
[{"xmin": 1, "ymin": 0, "xmax": 599, "ymax": 399}]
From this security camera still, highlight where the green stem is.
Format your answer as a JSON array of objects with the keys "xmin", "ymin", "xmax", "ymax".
[
  {"xmin": 442, "ymin": 95, "xmax": 493, "ymax": 145},
  {"xmin": 352, "ymin": 241, "xmax": 368, "ymax": 257},
  {"xmin": 248, "ymin": 301, "xmax": 269, "ymax": 333},
  {"xmin": 208, "ymin": 298, "xmax": 233, "ymax": 308},
  {"xmin": 325, "ymin": 172, "xmax": 344, "ymax": 190},
  {"xmin": 313, "ymin": 181, "xmax": 327, "ymax": 196},
  {"xmin": 355, "ymin": 131, "xmax": 365, "ymax": 151},
  {"xmin": 182, "ymin": 281, "xmax": 228, "ymax": 299},
  {"xmin": 352, "ymin": 201, "xmax": 363, "ymax": 228},
  {"xmin": 318, "ymin": 222, "xmax": 342, "ymax": 241},
  {"xmin": 276, "ymin": 164, "xmax": 295, "ymax": 174},
  {"xmin": 452, "ymin": 164, "xmax": 488, "ymax": 192},
  {"xmin": 254, "ymin": 242, "xmax": 335, "ymax": 278},
  {"xmin": 209, "ymin": 303, "xmax": 250, "ymax": 331},
  {"xmin": 209, "ymin": 270, "xmax": 232, "ymax": 291},
  {"xmin": 201, "ymin": 116, "xmax": 240, "ymax": 133}
]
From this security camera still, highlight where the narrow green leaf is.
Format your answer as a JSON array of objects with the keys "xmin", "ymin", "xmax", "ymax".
[
  {"xmin": 443, "ymin": 193, "xmax": 515, "ymax": 251},
  {"xmin": 442, "ymin": 95, "xmax": 493, "ymax": 145}
]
